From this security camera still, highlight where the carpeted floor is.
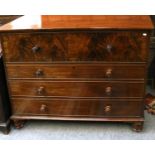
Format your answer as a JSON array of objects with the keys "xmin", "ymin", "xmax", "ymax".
[
  {"xmin": 0, "ymin": 111, "xmax": 155, "ymax": 140},
  {"xmin": 0, "ymin": 87, "xmax": 155, "ymax": 140}
]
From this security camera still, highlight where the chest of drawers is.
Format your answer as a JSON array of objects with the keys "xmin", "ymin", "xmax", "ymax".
[{"xmin": 0, "ymin": 15, "xmax": 153, "ymax": 132}]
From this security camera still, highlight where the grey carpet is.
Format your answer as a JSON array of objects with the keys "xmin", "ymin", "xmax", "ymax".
[{"xmin": 0, "ymin": 111, "xmax": 155, "ymax": 140}]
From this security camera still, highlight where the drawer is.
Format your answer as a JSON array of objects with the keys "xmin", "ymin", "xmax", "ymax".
[
  {"xmin": 8, "ymin": 80, "xmax": 144, "ymax": 98},
  {"xmin": 6, "ymin": 63, "xmax": 145, "ymax": 80},
  {"xmin": 2, "ymin": 31, "xmax": 148, "ymax": 62},
  {"xmin": 11, "ymin": 98, "xmax": 143, "ymax": 117}
]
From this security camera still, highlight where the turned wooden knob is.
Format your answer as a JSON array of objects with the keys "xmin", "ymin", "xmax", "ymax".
[
  {"xmin": 37, "ymin": 86, "xmax": 45, "ymax": 95},
  {"xmin": 40, "ymin": 104, "xmax": 47, "ymax": 112},
  {"xmin": 32, "ymin": 45, "xmax": 41, "ymax": 53},
  {"xmin": 106, "ymin": 44, "xmax": 112, "ymax": 53},
  {"xmin": 105, "ymin": 86, "xmax": 112, "ymax": 95},
  {"xmin": 105, "ymin": 69, "xmax": 112, "ymax": 78},
  {"xmin": 35, "ymin": 69, "xmax": 44, "ymax": 77},
  {"xmin": 104, "ymin": 105, "xmax": 111, "ymax": 113}
]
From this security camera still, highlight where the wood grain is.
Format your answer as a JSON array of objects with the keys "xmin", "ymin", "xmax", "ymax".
[
  {"xmin": 6, "ymin": 63, "xmax": 145, "ymax": 80},
  {"xmin": 11, "ymin": 98, "xmax": 143, "ymax": 117},
  {"xmin": 0, "ymin": 15, "xmax": 152, "ymax": 131},
  {"xmin": 1, "ymin": 31, "xmax": 150, "ymax": 62},
  {"xmin": 0, "ymin": 15, "xmax": 153, "ymax": 31},
  {"xmin": 8, "ymin": 80, "xmax": 144, "ymax": 98}
]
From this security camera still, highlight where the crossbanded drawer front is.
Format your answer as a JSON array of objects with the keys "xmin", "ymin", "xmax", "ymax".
[
  {"xmin": 11, "ymin": 98, "xmax": 143, "ymax": 117},
  {"xmin": 2, "ymin": 31, "xmax": 148, "ymax": 62},
  {"xmin": 6, "ymin": 63, "xmax": 145, "ymax": 80},
  {"xmin": 8, "ymin": 80, "xmax": 144, "ymax": 98}
]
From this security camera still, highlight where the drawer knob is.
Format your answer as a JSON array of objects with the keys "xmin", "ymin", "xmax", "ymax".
[
  {"xmin": 105, "ymin": 86, "xmax": 112, "ymax": 95},
  {"xmin": 106, "ymin": 69, "xmax": 112, "ymax": 78},
  {"xmin": 40, "ymin": 104, "xmax": 47, "ymax": 112},
  {"xmin": 32, "ymin": 45, "xmax": 41, "ymax": 53},
  {"xmin": 37, "ymin": 86, "xmax": 45, "ymax": 95},
  {"xmin": 106, "ymin": 44, "xmax": 112, "ymax": 53},
  {"xmin": 104, "ymin": 105, "xmax": 111, "ymax": 112},
  {"xmin": 35, "ymin": 69, "xmax": 44, "ymax": 77}
]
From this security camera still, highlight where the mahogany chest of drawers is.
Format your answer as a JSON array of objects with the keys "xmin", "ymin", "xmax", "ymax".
[{"xmin": 0, "ymin": 15, "xmax": 153, "ymax": 132}]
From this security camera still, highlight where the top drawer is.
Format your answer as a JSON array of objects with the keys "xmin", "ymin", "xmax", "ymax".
[{"xmin": 1, "ymin": 31, "xmax": 149, "ymax": 62}]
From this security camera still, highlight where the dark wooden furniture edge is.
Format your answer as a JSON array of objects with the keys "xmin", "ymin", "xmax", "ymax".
[
  {"xmin": 0, "ymin": 58, "xmax": 11, "ymax": 134},
  {"xmin": 11, "ymin": 115, "xmax": 144, "ymax": 132},
  {"xmin": 11, "ymin": 115, "xmax": 144, "ymax": 121},
  {"xmin": 0, "ymin": 16, "xmax": 22, "ymax": 134},
  {"xmin": 0, "ymin": 119, "xmax": 10, "ymax": 134}
]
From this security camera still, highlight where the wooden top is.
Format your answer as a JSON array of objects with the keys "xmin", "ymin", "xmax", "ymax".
[{"xmin": 0, "ymin": 15, "xmax": 153, "ymax": 31}]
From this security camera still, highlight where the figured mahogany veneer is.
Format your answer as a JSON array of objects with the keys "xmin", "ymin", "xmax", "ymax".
[
  {"xmin": 2, "ymin": 31, "xmax": 149, "ymax": 62},
  {"xmin": 0, "ymin": 15, "xmax": 153, "ymax": 132}
]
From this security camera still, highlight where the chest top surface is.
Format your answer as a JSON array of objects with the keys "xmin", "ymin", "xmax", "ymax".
[{"xmin": 0, "ymin": 15, "xmax": 153, "ymax": 31}]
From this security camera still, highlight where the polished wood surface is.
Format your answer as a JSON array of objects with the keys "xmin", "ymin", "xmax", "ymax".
[
  {"xmin": 8, "ymin": 80, "xmax": 144, "ymax": 98},
  {"xmin": 11, "ymin": 98, "xmax": 143, "ymax": 117},
  {"xmin": 11, "ymin": 115, "xmax": 144, "ymax": 122},
  {"xmin": 1, "ymin": 31, "xmax": 149, "ymax": 62},
  {"xmin": 0, "ymin": 15, "xmax": 153, "ymax": 132},
  {"xmin": 6, "ymin": 63, "xmax": 145, "ymax": 80},
  {"xmin": 0, "ymin": 15, "xmax": 153, "ymax": 31}
]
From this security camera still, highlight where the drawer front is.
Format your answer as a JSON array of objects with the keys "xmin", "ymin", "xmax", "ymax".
[
  {"xmin": 6, "ymin": 63, "xmax": 145, "ymax": 80},
  {"xmin": 8, "ymin": 80, "xmax": 144, "ymax": 98},
  {"xmin": 2, "ymin": 31, "xmax": 148, "ymax": 62},
  {"xmin": 11, "ymin": 98, "xmax": 143, "ymax": 117}
]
